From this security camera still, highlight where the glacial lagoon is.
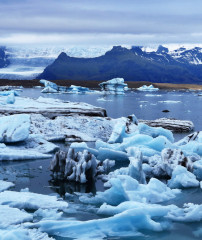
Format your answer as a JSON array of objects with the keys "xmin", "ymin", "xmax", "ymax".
[{"xmin": 0, "ymin": 88, "xmax": 202, "ymax": 240}]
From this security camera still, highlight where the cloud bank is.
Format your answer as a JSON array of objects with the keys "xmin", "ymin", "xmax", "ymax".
[{"xmin": 0, "ymin": 0, "xmax": 202, "ymax": 46}]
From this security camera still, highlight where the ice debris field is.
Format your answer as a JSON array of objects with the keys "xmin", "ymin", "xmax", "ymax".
[{"xmin": 0, "ymin": 88, "xmax": 202, "ymax": 239}]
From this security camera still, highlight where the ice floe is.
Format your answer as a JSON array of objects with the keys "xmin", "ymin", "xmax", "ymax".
[
  {"xmin": 99, "ymin": 78, "xmax": 128, "ymax": 94},
  {"xmin": 0, "ymin": 180, "xmax": 14, "ymax": 192},
  {"xmin": 0, "ymin": 191, "xmax": 68, "ymax": 210},
  {"xmin": 0, "ymin": 205, "xmax": 32, "ymax": 226},
  {"xmin": 137, "ymin": 85, "xmax": 159, "ymax": 91},
  {"xmin": 168, "ymin": 165, "xmax": 200, "ymax": 188},
  {"xmin": 0, "ymin": 114, "xmax": 30, "ymax": 143}
]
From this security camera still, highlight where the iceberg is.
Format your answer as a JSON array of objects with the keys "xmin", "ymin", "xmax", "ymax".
[
  {"xmin": 50, "ymin": 149, "xmax": 114, "ymax": 183},
  {"xmin": 0, "ymin": 180, "xmax": 14, "ymax": 192},
  {"xmin": 40, "ymin": 79, "xmax": 91, "ymax": 93},
  {"xmin": 168, "ymin": 165, "xmax": 200, "ymax": 188},
  {"xmin": 137, "ymin": 84, "xmax": 159, "ymax": 91},
  {"xmin": 0, "ymin": 114, "xmax": 30, "ymax": 143},
  {"xmin": 6, "ymin": 92, "xmax": 15, "ymax": 104},
  {"xmin": 0, "ymin": 148, "xmax": 51, "ymax": 161},
  {"xmin": 80, "ymin": 176, "xmax": 180, "ymax": 206},
  {"xmin": 193, "ymin": 159, "xmax": 202, "ymax": 180},
  {"xmin": 30, "ymin": 206, "xmax": 171, "ymax": 239},
  {"xmin": 0, "ymin": 190, "xmax": 68, "ymax": 210},
  {"xmin": 99, "ymin": 78, "xmax": 128, "ymax": 94},
  {"xmin": 0, "ymin": 90, "xmax": 20, "ymax": 96},
  {"xmin": 0, "ymin": 205, "xmax": 32, "ymax": 226}
]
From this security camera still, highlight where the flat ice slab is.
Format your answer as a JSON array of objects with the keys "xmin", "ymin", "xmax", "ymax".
[
  {"xmin": 0, "ymin": 148, "xmax": 51, "ymax": 161},
  {"xmin": 0, "ymin": 191, "xmax": 68, "ymax": 210},
  {"xmin": 0, "ymin": 180, "xmax": 14, "ymax": 192},
  {"xmin": 0, "ymin": 96, "xmax": 107, "ymax": 118},
  {"xmin": 0, "ymin": 205, "xmax": 32, "ymax": 226}
]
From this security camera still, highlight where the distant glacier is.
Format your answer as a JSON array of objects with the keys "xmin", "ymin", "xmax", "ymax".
[{"xmin": 0, "ymin": 46, "xmax": 112, "ymax": 80}]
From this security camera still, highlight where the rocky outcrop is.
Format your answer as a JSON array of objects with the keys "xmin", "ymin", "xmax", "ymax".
[{"xmin": 139, "ymin": 118, "xmax": 194, "ymax": 133}]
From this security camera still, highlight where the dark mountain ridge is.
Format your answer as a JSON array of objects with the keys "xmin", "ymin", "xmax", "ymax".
[
  {"xmin": 0, "ymin": 47, "xmax": 9, "ymax": 68},
  {"xmin": 37, "ymin": 45, "xmax": 202, "ymax": 84}
]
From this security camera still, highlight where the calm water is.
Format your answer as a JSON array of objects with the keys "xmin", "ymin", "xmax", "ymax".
[{"xmin": 1, "ymin": 88, "xmax": 202, "ymax": 240}]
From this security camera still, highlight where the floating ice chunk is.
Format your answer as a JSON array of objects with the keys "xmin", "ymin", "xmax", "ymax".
[
  {"xmin": 41, "ymin": 86, "xmax": 58, "ymax": 93},
  {"xmin": 138, "ymin": 123, "xmax": 174, "ymax": 143},
  {"xmin": 193, "ymin": 160, "xmax": 202, "ymax": 180},
  {"xmin": 80, "ymin": 176, "xmax": 179, "ymax": 206},
  {"xmin": 126, "ymin": 147, "xmax": 146, "ymax": 183},
  {"xmin": 148, "ymin": 148, "xmax": 193, "ymax": 179},
  {"xmin": 34, "ymin": 208, "xmax": 63, "ymax": 220},
  {"xmin": 97, "ymin": 147, "xmax": 129, "ymax": 162},
  {"xmin": 0, "ymin": 90, "xmax": 20, "ymax": 96},
  {"xmin": 80, "ymin": 178, "xmax": 129, "ymax": 206},
  {"xmin": 158, "ymin": 100, "xmax": 181, "ymax": 104},
  {"xmin": 0, "ymin": 228, "xmax": 54, "ymax": 240},
  {"xmin": 168, "ymin": 203, "xmax": 202, "ymax": 222},
  {"xmin": 0, "ymin": 180, "xmax": 14, "ymax": 192},
  {"xmin": 108, "ymin": 117, "xmax": 129, "ymax": 143},
  {"xmin": 0, "ymin": 229, "xmax": 31, "ymax": 240},
  {"xmin": 176, "ymin": 132, "xmax": 202, "ymax": 146},
  {"xmin": 0, "ymin": 191, "xmax": 68, "ymax": 210},
  {"xmin": 50, "ymin": 149, "xmax": 114, "ymax": 183},
  {"xmin": 179, "ymin": 141, "xmax": 202, "ymax": 156},
  {"xmin": 68, "ymin": 85, "xmax": 90, "ymax": 93},
  {"xmin": 120, "ymin": 134, "xmax": 173, "ymax": 153},
  {"xmin": 31, "ymin": 207, "xmax": 170, "ymax": 239},
  {"xmin": 137, "ymin": 85, "xmax": 159, "ymax": 91},
  {"xmin": 70, "ymin": 142, "xmax": 98, "ymax": 156},
  {"xmin": 168, "ymin": 165, "xmax": 200, "ymax": 189},
  {"xmin": 97, "ymin": 97, "xmax": 112, "ymax": 102},
  {"xmin": 19, "ymin": 135, "xmax": 60, "ymax": 154},
  {"xmin": 0, "ymin": 205, "xmax": 32, "ymax": 226},
  {"xmin": 0, "ymin": 114, "xmax": 30, "ymax": 143},
  {"xmin": 0, "ymin": 148, "xmax": 51, "ymax": 161},
  {"xmin": 40, "ymin": 79, "xmax": 58, "ymax": 90},
  {"xmin": 6, "ymin": 92, "xmax": 15, "ymax": 104},
  {"xmin": 98, "ymin": 201, "xmax": 177, "ymax": 217},
  {"xmin": 99, "ymin": 78, "xmax": 128, "ymax": 94}
]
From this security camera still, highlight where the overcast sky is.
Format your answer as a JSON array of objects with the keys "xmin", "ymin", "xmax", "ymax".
[{"xmin": 0, "ymin": 0, "xmax": 202, "ymax": 46}]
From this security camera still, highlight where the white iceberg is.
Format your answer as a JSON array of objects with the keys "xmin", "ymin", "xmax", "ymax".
[
  {"xmin": 0, "ymin": 180, "xmax": 14, "ymax": 192},
  {"xmin": 168, "ymin": 165, "xmax": 200, "ymax": 188},
  {"xmin": 0, "ymin": 205, "xmax": 32, "ymax": 226},
  {"xmin": 40, "ymin": 79, "xmax": 91, "ymax": 93},
  {"xmin": 0, "ymin": 190, "xmax": 68, "ymax": 210},
  {"xmin": 6, "ymin": 92, "xmax": 15, "ymax": 104},
  {"xmin": 193, "ymin": 160, "xmax": 202, "ymax": 181},
  {"xmin": 41, "ymin": 86, "xmax": 58, "ymax": 93},
  {"xmin": 99, "ymin": 78, "xmax": 128, "ymax": 94},
  {"xmin": 80, "ymin": 176, "xmax": 180, "ymax": 206},
  {"xmin": 0, "ymin": 148, "xmax": 51, "ymax": 161},
  {"xmin": 137, "ymin": 85, "xmax": 159, "ymax": 91},
  {"xmin": 0, "ymin": 114, "xmax": 30, "ymax": 143}
]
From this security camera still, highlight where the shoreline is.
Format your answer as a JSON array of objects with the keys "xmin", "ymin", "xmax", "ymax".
[{"xmin": 0, "ymin": 79, "xmax": 202, "ymax": 90}]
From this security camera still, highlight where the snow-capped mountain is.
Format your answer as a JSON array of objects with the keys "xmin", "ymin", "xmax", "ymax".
[
  {"xmin": 0, "ymin": 46, "xmax": 111, "ymax": 79},
  {"xmin": 1, "ymin": 45, "xmax": 202, "ymax": 80}
]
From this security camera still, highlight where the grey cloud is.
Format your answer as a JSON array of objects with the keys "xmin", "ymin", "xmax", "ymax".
[{"xmin": 0, "ymin": 0, "xmax": 202, "ymax": 45}]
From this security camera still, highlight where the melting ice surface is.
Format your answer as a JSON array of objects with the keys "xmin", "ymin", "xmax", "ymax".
[{"xmin": 0, "ymin": 89, "xmax": 202, "ymax": 240}]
